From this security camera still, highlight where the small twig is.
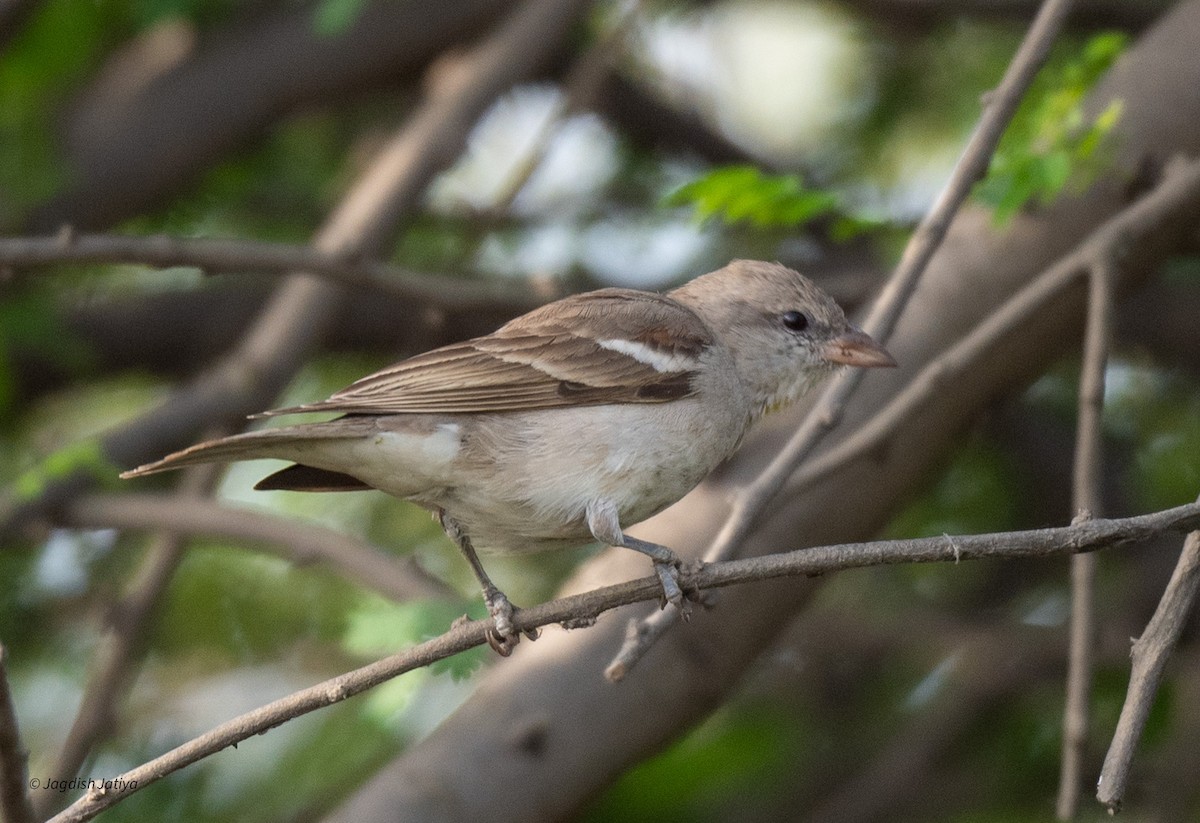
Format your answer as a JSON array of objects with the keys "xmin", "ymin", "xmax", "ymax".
[
  {"xmin": 0, "ymin": 645, "xmax": 35, "ymax": 823},
  {"xmin": 607, "ymin": 0, "xmax": 1076, "ymax": 678},
  {"xmin": 1056, "ymin": 256, "xmax": 1114, "ymax": 819},
  {"xmin": 48, "ymin": 499, "xmax": 1200, "ymax": 822},
  {"xmin": 59, "ymin": 494, "xmax": 453, "ymax": 602},
  {"xmin": 1098, "ymin": 503, "xmax": 1200, "ymax": 812},
  {"xmin": 0, "ymin": 234, "xmax": 549, "ymax": 311}
]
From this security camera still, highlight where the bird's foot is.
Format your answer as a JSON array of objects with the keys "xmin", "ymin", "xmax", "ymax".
[
  {"xmin": 482, "ymin": 587, "xmax": 539, "ymax": 656},
  {"xmin": 652, "ymin": 560, "xmax": 692, "ymax": 620}
]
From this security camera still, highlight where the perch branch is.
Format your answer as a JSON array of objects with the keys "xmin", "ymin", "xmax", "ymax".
[{"xmin": 48, "ymin": 499, "xmax": 1200, "ymax": 823}]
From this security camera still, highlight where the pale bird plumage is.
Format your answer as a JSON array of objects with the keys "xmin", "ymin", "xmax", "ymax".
[{"xmin": 121, "ymin": 260, "xmax": 894, "ymax": 651}]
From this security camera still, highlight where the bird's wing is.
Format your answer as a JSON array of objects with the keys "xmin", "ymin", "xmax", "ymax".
[{"xmin": 264, "ymin": 289, "xmax": 715, "ymax": 415}]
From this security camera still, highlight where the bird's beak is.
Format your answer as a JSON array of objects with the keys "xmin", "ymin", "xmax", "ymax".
[{"xmin": 822, "ymin": 329, "xmax": 897, "ymax": 368}]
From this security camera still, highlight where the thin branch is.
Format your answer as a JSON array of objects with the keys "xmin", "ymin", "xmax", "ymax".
[
  {"xmin": 1072, "ymin": 258, "xmax": 1114, "ymax": 517},
  {"xmin": 607, "ymin": 0, "xmax": 1076, "ymax": 679},
  {"xmin": 0, "ymin": 233, "xmax": 550, "ymax": 311},
  {"xmin": 0, "ymin": 645, "xmax": 35, "ymax": 823},
  {"xmin": 1098, "ymin": 506, "xmax": 1200, "ymax": 811},
  {"xmin": 59, "ymin": 494, "xmax": 453, "ymax": 603},
  {"xmin": 1056, "ymin": 256, "xmax": 1114, "ymax": 819},
  {"xmin": 31, "ymin": 463, "xmax": 220, "ymax": 821},
  {"xmin": 48, "ymin": 499, "xmax": 1200, "ymax": 823}
]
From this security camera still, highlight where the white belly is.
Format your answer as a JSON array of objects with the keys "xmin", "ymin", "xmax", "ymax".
[
  {"xmin": 431, "ymin": 399, "xmax": 748, "ymax": 553},
  {"xmin": 282, "ymin": 398, "xmax": 750, "ymax": 554}
]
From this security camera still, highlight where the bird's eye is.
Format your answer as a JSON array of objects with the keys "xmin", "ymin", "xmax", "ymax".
[{"xmin": 781, "ymin": 310, "xmax": 809, "ymax": 332}]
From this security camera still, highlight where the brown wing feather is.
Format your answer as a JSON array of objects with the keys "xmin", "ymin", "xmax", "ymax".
[{"xmin": 265, "ymin": 289, "xmax": 713, "ymax": 416}]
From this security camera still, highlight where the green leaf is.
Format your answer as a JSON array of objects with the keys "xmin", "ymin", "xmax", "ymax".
[
  {"xmin": 665, "ymin": 165, "xmax": 840, "ymax": 230},
  {"xmin": 975, "ymin": 31, "xmax": 1129, "ymax": 224}
]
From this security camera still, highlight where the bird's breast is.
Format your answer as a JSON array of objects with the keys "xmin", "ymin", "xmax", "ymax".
[{"xmin": 441, "ymin": 397, "xmax": 749, "ymax": 553}]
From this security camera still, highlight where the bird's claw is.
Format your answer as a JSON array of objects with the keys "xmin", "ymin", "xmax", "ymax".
[
  {"xmin": 653, "ymin": 560, "xmax": 691, "ymax": 620},
  {"xmin": 482, "ymin": 588, "xmax": 539, "ymax": 656}
]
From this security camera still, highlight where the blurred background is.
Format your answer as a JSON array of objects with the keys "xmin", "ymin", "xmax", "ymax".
[{"xmin": 1, "ymin": 0, "xmax": 1197, "ymax": 821}]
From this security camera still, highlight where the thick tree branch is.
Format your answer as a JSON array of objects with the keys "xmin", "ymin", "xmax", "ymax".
[
  {"xmin": 47, "ymin": 500, "xmax": 1200, "ymax": 823},
  {"xmin": 0, "ymin": 233, "xmax": 550, "ymax": 311},
  {"xmin": 609, "ymin": 0, "xmax": 1076, "ymax": 679}
]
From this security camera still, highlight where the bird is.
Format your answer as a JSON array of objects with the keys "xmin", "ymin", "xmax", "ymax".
[{"xmin": 121, "ymin": 260, "xmax": 895, "ymax": 653}]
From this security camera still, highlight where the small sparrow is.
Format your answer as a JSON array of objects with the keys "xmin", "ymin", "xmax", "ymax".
[{"xmin": 122, "ymin": 260, "xmax": 894, "ymax": 652}]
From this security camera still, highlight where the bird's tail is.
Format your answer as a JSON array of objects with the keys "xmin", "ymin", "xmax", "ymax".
[{"xmin": 119, "ymin": 419, "xmax": 370, "ymax": 479}]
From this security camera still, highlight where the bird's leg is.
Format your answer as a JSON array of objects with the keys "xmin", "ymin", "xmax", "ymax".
[
  {"xmin": 435, "ymin": 511, "xmax": 529, "ymax": 655},
  {"xmin": 620, "ymin": 535, "xmax": 686, "ymax": 610},
  {"xmin": 586, "ymin": 500, "xmax": 687, "ymax": 612}
]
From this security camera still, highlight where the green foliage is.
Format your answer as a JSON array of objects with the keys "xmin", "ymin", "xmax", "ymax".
[
  {"xmin": 344, "ymin": 595, "xmax": 485, "ymax": 682},
  {"xmin": 13, "ymin": 439, "xmax": 114, "ymax": 501},
  {"xmin": 585, "ymin": 704, "xmax": 801, "ymax": 822},
  {"xmin": 664, "ymin": 165, "xmax": 881, "ymax": 239},
  {"xmin": 0, "ymin": 287, "xmax": 94, "ymax": 421},
  {"xmin": 1129, "ymin": 390, "xmax": 1200, "ymax": 511},
  {"xmin": 153, "ymin": 544, "xmax": 359, "ymax": 662},
  {"xmin": 0, "ymin": 0, "xmax": 120, "ymax": 223},
  {"xmin": 665, "ymin": 165, "xmax": 837, "ymax": 228},
  {"xmin": 975, "ymin": 32, "xmax": 1129, "ymax": 224},
  {"xmin": 123, "ymin": 110, "xmax": 353, "ymax": 240},
  {"xmin": 312, "ymin": 0, "xmax": 372, "ymax": 37},
  {"xmin": 662, "ymin": 164, "xmax": 888, "ymax": 244},
  {"xmin": 122, "ymin": 0, "xmax": 241, "ymax": 30},
  {"xmin": 884, "ymin": 437, "xmax": 1021, "ymax": 540},
  {"xmin": 0, "ymin": 552, "xmax": 38, "ymax": 650}
]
